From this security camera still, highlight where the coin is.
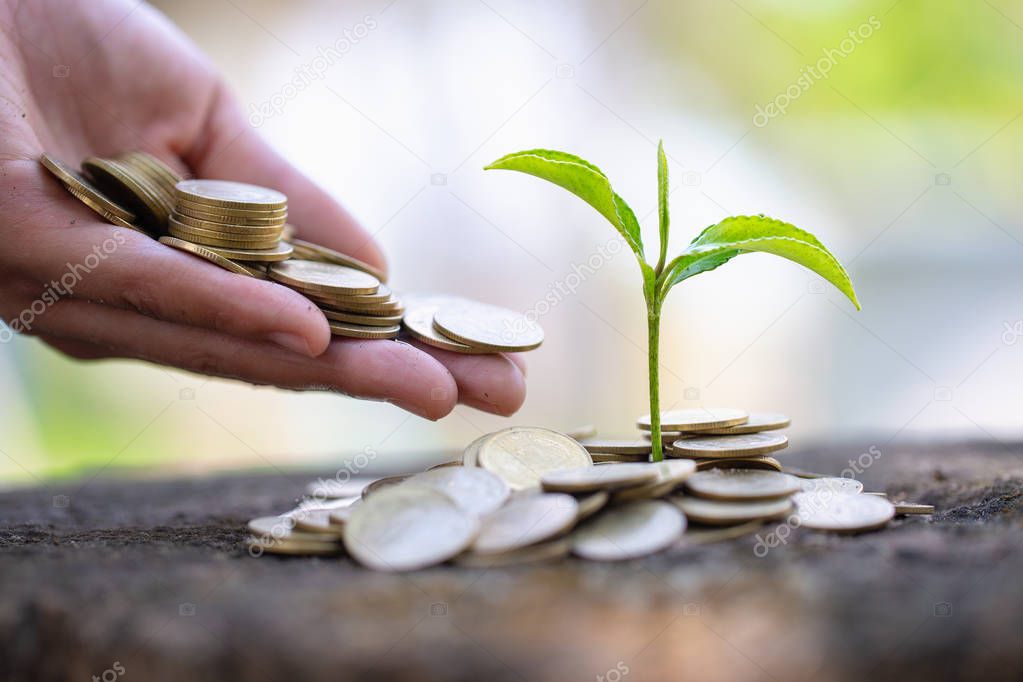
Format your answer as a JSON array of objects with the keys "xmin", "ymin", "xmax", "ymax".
[
  {"xmin": 174, "ymin": 201, "xmax": 288, "ymax": 224},
  {"xmin": 40, "ymin": 153, "xmax": 136, "ymax": 223},
  {"xmin": 571, "ymin": 500, "xmax": 684, "ymax": 561},
  {"xmin": 611, "ymin": 459, "xmax": 697, "ymax": 502},
  {"xmin": 246, "ymin": 537, "xmax": 342, "ymax": 556},
  {"xmin": 478, "ymin": 427, "xmax": 593, "ymax": 490},
  {"xmin": 698, "ymin": 412, "xmax": 790, "ymax": 435},
  {"xmin": 171, "ymin": 211, "xmax": 286, "ymax": 234},
  {"xmin": 433, "ymin": 300, "xmax": 543, "ymax": 352},
  {"xmin": 168, "ymin": 221, "xmax": 281, "ymax": 249},
  {"xmin": 321, "ymin": 308, "xmax": 404, "ymax": 327},
  {"xmin": 580, "ymin": 438, "xmax": 652, "ymax": 456},
  {"xmin": 289, "ymin": 509, "xmax": 346, "ymax": 537},
  {"xmin": 175, "ymin": 179, "xmax": 286, "ymax": 210},
  {"xmin": 669, "ymin": 432, "xmax": 789, "ymax": 458},
  {"xmin": 402, "ymin": 296, "xmax": 489, "ymax": 354},
  {"xmin": 684, "ymin": 469, "xmax": 801, "ymax": 501},
  {"xmin": 541, "ymin": 462, "xmax": 659, "ymax": 493},
  {"xmin": 591, "ymin": 452, "xmax": 650, "ymax": 463},
  {"xmin": 204, "ymin": 241, "xmax": 293, "ymax": 262},
  {"xmin": 247, "ymin": 515, "xmax": 334, "ymax": 543},
  {"xmin": 694, "ymin": 456, "xmax": 783, "ymax": 472},
  {"xmin": 328, "ymin": 321, "xmax": 401, "ymax": 340},
  {"xmin": 455, "ymin": 538, "xmax": 570, "ymax": 568},
  {"xmin": 64, "ymin": 184, "xmax": 144, "ymax": 232},
  {"xmin": 305, "ymin": 477, "xmax": 373, "ymax": 499},
  {"xmin": 800, "ymin": 477, "xmax": 864, "ymax": 495},
  {"xmin": 462, "ymin": 433, "xmax": 490, "ymax": 467},
  {"xmin": 84, "ymin": 157, "xmax": 170, "ymax": 229},
  {"xmin": 312, "ymin": 294, "xmax": 403, "ymax": 315},
  {"xmin": 678, "ymin": 519, "xmax": 765, "ymax": 545},
  {"xmin": 269, "ymin": 259, "xmax": 379, "ymax": 295},
  {"xmin": 407, "ymin": 467, "xmax": 510, "ymax": 516},
  {"xmin": 637, "ymin": 408, "xmax": 748, "ymax": 432},
  {"xmin": 894, "ymin": 502, "xmax": 934, "ymax": 515},
  {"xmin": 564, "ymin": 425, "xmax": 597, "ymax": 440},
  {"xmin": 328, "ymin": 499, "xmax": 363, "ymax": 526},
  {"xmin": 575, "ymin": 490, "xmax": 609, "ymax": 520},
  {"xmin": 159, "ymin": 236, "xmax": 265, "ymax": 277},
  {"xmin": 791, "ymin": 492, "xmax": 895, "ymax": 533},
  {"xmin": 671, "ymin": 495, "xmax": 794, "ymax": 525},
  {"xmin": 289, "ymin": 238, "xmax": 387, "ymax": 283},
  {"xmin": 472, "ymin": 493, "xmax": 578, "ymax": 554},
  {"xmin": 361, "ymin": 475, "xmax": 410, "ymax": 499},
  {"xmin": 344, "ymin": 484, "xmax": 479, "ymax": 571},
  {"xmin": 782, "ymin": 467, "xmax": 829, "ymax": 479}
]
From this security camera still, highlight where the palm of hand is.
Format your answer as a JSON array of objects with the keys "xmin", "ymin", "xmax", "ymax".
[{"xmin": 0, "ymin": 0, "xmax": 525, "ymax": 419}]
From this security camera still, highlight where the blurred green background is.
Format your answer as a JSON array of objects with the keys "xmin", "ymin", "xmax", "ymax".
[{"xmin": 3, "ymin": 0, "xmax": 1020, "ymax": 483}]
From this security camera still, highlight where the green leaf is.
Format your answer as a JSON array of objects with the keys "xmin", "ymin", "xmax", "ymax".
[
  {"xmin": 655, "ymin": 140, "xmax": 670, "ymax": 274},
  {"xmin": 485, "ymin": 149, "xmax": 644, "ymax": 259},
  {"xmin": 658, "ymin": 215, "xmax": 860, "ymax": 309}
]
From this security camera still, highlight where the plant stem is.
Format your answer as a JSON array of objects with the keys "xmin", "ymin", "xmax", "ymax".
[{"xmin": 647, "ymin": 298, "xmax": 663, "ymax": 462}]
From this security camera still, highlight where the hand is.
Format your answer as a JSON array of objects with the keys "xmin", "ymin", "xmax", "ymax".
[{"xmin": 0, "ymin": 0, "xmax": 526, "ymax": 419}]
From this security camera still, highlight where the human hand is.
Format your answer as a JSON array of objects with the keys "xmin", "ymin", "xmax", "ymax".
[{"xmin": 0, "ymin": 0, "xmax": 526, "ymax": 418}]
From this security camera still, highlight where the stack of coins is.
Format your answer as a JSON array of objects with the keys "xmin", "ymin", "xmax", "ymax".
[
  {"xmin": 401, "ymin": 294, "xmax": 544, "ymax": 354},
  {"xmin": 164, "ymin": 179, "xmax": 293, "ymax": 267},
  {"xmin": 40, "ymin": 150, "xmax": 183, "ymax": 234}
]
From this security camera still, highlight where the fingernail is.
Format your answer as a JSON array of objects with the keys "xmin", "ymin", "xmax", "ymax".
[{"xmin": 267, "ymin": 331, "xmax": 312, "ymax": 356}]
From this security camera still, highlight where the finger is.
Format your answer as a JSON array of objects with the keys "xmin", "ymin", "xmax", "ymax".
[
  {"xmin": 22, "ymin": 216, "xmax": 331, "ymax": 357},
  {"xmin": 38, "ymin": 299, "xmax": 461, "ymax": 419},
  {"xmin": 504, "ymin": 353, "xmax": 528, "ymax": 377},
  {"xmin": 184, "ymin": 83, "xmax": 386, "ymax": 273},
  {"xmin": 408, "ymin": 341, "xmax": 527, "ymax": 417},
  {"xmin": 37, "ymin": 334, "xmax": 114, "ymax": 361}
]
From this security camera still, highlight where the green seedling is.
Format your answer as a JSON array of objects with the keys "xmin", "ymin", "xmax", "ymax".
[{"xmin": 486, "ymin": 143, "xmax": 860, "ymax": 461}]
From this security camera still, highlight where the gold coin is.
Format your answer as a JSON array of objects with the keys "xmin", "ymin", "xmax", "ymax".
[
  {"xmin": 580, "ymin": 438, "xmax": 652, "ymax": 456},
  {"xmin": 669, "ymin": 432, "xmax": 789, "ymax": 458},
  {"xmin": 322, "ymin": 284, "xmax": 393, "ymax": 305},
  {"xmin": 571, "ymin": 500, "xmax": 684, "ymax": 561},
  {"xmin": 83, "ymin": 157, "xmax": 171, "ymax": 229},
  {"xmin": 541, "ymin": 462, "xmax": 659, "ymax": 493},
  {"xmin": 175, "ymin": 178, "xmax": 286, "ymax": 210},
  {"xmin": 671, "ymin": 495, "xmax": 794, "ymax": 525},
  {"xmin": 563, "ymin": 424, "xmax": 597, "ymax": 440},
  {"xmin": 611, "ymin": 459, "xmax": 697, "ymax": 502},
  {"xmin": 40, "ymin": 153, "xmax": 136, "ymax": 223},
  {"xmin": 311, "ymin": 294, "xmax": 403, "ymax": 315},
  {"xmin": 204, "ymin": 241, "xmax": 293, "ymax": 262},
  {"xmin": 321, "ymin": 308, "xmax": 403, "ymax": 327},
  {"xmin": 328, "ymin": 321, "xmax": 400, "ymax": 340},
  {"xmin": 171, "ymin": 211, "xmax": 285, "ymax": 234},
  {"xmin": 433, "ymin": 300, "xmax": 543, "ymax": 352},
  {"xmin": 158, "ymin": 236, "xmax": 264, "ymax": 277},
  {"xmin": 575, "ymin": 490, "xmax": 609, "ymax": 520},
  {"xmin": 174, "ymin": 200, "xmax": 288, "ymax": 224},
  {"xmin": 455, "ymin": 538, "xmax": 570, "ymax": 568},
  {"xmin": 64, "ymin": 184, "xmax": 145, "ymax": 233},
  {"xmin": 462, "ymin": 433, "xmax": 491, "ymax": 467},
  {"xmin": 115, "ymin": 152, "xmax": 177, "ymax": 203},
  {"xmin": 694, "ymin": 456, "xmax": 783, "ymax": 472},
  {"xmin": 168, "ymin": 223, "xmax": 281, "ymax": 249},
  {"xmin": 344, "ymin": 484, "xmax": 479, "ymax": 572},
  {"xmin": 799, "ymin": 477, "xmax": 863, "ymax": 495},
  {"xmin": 894, "ymin": 502, "xmax": 934, "ymax": 515},
  {"xmin": 119, "ymin": 151, "xmax": 184, "ymax": 186},
  {"xmin": 637, "ymin": 408, "xmax": 748, "ymax": 432},
  {"xmin": 246, "ymin": 537, "xmax": 342, "ymax": 556},
  {"xmin": 683, "ymin": 469, "xmax": 801, "ymax": 501},
  {"xmin": 472, "ymin": 493, "xmax": 578, "ymax": 554},
  {"xmin": 478, "ymin": 427, "xmax": 593, "ymax": 491},
  {"xmin": 268, "ymin": 259, "xmax": 379, "ymax": 295},
  {"xmin": 401, "ymin": 296, "xmax": 489, "ymax": 354},
  {"xmin": 407, "ymin": 467, "xmax": 509, "ymax": 516},
  {"xmin": 699, "ymin": 412, "xmax": 790, "ymax": 435},
  {"xmin": 289, "ymin": 238, "xmax": 387, "ymax": 283},
  {"xmin": 792, "ymin": 492, "xmax": 895, "ymax": 533}
]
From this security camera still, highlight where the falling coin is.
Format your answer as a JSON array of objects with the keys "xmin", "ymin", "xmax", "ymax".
[{"xmin": 571, "ymin": 500, "xmax": 684, "ymax": 561}]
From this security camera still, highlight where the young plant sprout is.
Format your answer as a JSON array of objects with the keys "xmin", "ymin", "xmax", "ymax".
[{"xmin": 486, "ymin": 143, "xmax": 860, "ymax": 462}]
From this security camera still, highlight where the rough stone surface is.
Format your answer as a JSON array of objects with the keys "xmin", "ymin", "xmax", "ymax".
[{"xmin": 1, "ymin": 439, "xmax": 1021, "ymax": 682}]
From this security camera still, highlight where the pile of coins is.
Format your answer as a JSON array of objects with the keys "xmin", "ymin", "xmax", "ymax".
[
  {"xmin": 248, "ymin": 414, "xmax": 934, "ymax": 570},
  {"xmin": 39, "ymin": 152, "xmax": 545, "ymax": 349}
]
